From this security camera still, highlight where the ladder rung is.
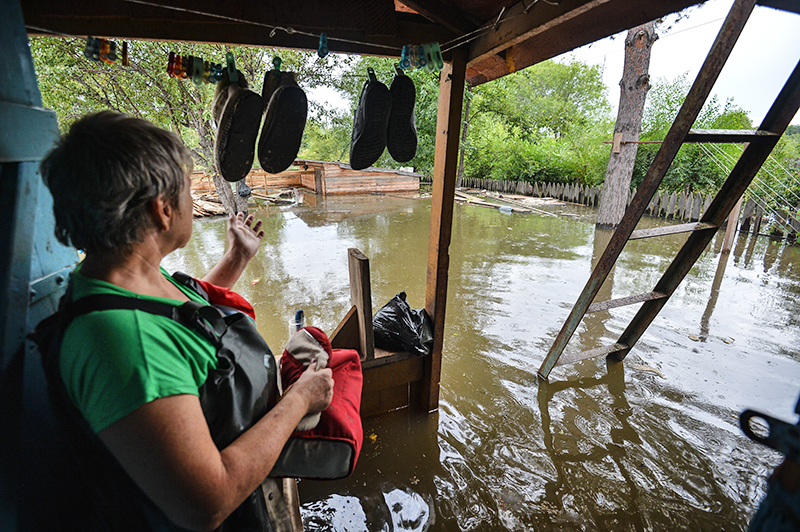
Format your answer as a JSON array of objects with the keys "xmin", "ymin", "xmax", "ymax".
[
  {"xmin": 587, "ymin": 291, "xmax": 667, "ymax": 313},
  {"xmin": 630, "ymin": 222, "xmax": 717, "ymax": 240},
  {"xmin": 555, "ymin": 343, "xmax": 629, "ymax": 367},
  {"xmin": 684, "ymin": 129, "xmax": 778, "ymax": 143}
]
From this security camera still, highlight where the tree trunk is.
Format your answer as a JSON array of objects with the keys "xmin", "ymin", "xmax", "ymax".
[
  {"xmin": 212, "ymin": 175, "xmax": 249, "ymax": 214},
  {"xmin": 596, "ymin": 22, "xmax": 658, "ymax": 228}
]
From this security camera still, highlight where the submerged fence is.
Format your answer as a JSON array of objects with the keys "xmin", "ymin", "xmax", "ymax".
[
  {"xmin": 457, "ymin": 177, "xmax": 717, "ymax": 222},
  {"xmin": 423, "ymin": 177, "xmax": 799, "ymax": 238}
]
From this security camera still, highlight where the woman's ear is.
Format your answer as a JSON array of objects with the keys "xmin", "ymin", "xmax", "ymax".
[{"xmin": 149, "ymin": 196, "xmax": 174, "ymax": 232}]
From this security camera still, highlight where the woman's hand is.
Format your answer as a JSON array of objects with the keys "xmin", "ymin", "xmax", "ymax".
[
  {"xmin": 202, "ymin": 212, "xmax": 264, "ymax": 288},
  {"xmin": 226, "ymin": 212, "xmax": 264, "ymax": 263}
]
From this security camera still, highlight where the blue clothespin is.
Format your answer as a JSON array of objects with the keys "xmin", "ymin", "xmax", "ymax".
[
  {"xmin": 225, "ymin": 52, "xmax": 238, "ymax": 83},
  {"xmin": 318, "ymin": 33, "xmax": 329, "ymax": 58},
  {"xmin": 399, "ymin": 45, "xmax": 411, "ymax": 69},
  {"xmin": 210, "ymin": 63, "xmax": 223, "ymax": 83},
  {"xmin": 417, "ymin": 44, "xmax": 427, "ymax": 69}
]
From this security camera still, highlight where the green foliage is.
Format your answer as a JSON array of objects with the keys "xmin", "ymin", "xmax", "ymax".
[
  {"xmin": 632, "ymin": 73, "xmax": 755, "ymax": 194},
  {"xmin": 30, "ymin": 36, "xmax": 346, "ymax": 173},
  {"xmin": 462, "ymin": 58, "xmax": 612, "ymax": 184}
]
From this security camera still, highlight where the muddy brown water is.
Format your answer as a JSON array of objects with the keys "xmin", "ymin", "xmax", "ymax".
[{"xmin": 163, "ymin": 193, "xmax": 800, "ymax": 532}]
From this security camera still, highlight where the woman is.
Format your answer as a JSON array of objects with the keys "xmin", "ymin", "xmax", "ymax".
[{"xmin": 40, "ymin": 111, "xmax": 333, "ymax": 531}]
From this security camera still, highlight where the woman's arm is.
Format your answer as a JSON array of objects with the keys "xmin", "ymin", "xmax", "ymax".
[
  {"xmin": 98, "ymin": 361, "xmax": 333, "ymax": 531},
  {"xmin": 203, "ymin": 212, "xmax": 265, "ymax": 288}
]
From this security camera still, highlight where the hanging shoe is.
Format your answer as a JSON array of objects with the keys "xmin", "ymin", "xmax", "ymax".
[
  {"xmin": 387, "ymin": 68, "xmax": 417, "ymax": 163},
  {"xmin": 212, "ymin": 69, "xmax": 264, "ymax": 182},
  {"xmin": 258, "ymin": 70, "xmax": 308, "ymax": 174},
  {"xmin": 349, "ymin": 68, "xmax": 392, "ymax": 171}
]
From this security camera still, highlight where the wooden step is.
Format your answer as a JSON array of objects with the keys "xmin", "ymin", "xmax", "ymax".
[
  {"xmin": 554, "ymin": 343, "xmax": 629, "ymax": 367},
  {"xmin": 683, "ymin": 129, "xmax": 778, "ymax": 143},
  {"xmin": 629, "ymin": 222, "xmax": 716, "ymax": 240},
  {"xmin": 587, "ymin": 291, "xmax": 667, "ymax": 313}
]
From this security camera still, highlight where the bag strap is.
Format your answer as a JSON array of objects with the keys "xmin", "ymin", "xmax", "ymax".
[{"xmin": 59, "ymin": 276, "xmax": 231, "ymax": 348}]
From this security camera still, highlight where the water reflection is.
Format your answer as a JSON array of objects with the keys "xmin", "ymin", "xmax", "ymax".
[{"xmin": 163, "ymin": 195, "xmax": 800, "ymax": 531}]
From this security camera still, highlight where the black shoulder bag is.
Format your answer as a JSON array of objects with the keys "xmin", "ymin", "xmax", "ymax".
[{"xmin": 31, "ymin": 272, "xmax": 278, "ymax": 532}]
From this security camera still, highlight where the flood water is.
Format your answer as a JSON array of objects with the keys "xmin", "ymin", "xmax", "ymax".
[{"xmin": 163, "ymin": 192, "xmax": 800, "ymax": 532}]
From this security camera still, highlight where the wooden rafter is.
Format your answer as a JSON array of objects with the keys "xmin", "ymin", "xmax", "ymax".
[{"xmin": 395, "ymin": 0, "xmax": 478, "ymax": 34}]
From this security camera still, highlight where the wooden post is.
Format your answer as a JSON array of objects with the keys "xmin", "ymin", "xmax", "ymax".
[
  {"xmin": 722, "ymin": 196, "xmax": 743, "ymax": 252},
  {"xmin": 423, "ymin": 48, "xmax": 467, "ymax": 413},
  {"xmin": 348, "ymin": 248, "xmax": 374, "ymax": 361}
]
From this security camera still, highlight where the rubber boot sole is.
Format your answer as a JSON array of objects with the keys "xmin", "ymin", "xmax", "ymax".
[
  {"xmin": 214, "ymin": 90, "xmax": 263, "ymax": 182},
  {"xmin": 258, "ymin": 86, "xmax": 308, "ymax": 174},
  {"xmin": 387, "ymin": 75, "xmax": 417, "ymax": 163},
  {"xmin": 350, "ymin": 83, "xmax": 392, "ymax": 171}
]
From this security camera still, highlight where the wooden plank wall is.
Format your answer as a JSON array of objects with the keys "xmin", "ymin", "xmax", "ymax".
[{"xmin": 321, "ymin": 162, "xmax": 419, "ymax": 195}]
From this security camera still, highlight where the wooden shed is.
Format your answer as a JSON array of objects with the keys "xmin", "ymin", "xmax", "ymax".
[{"xmin": 294, "ymin": 159, "xmax": 421, "ymax": 196}]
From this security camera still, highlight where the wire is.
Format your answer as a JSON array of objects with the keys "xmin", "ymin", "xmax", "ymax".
[
  {"xmin": 700, "ymin": 143, "xmax": 800, "ymax": 234},
  {"xmin": 122, "ymin": 0, "xmax": 399, "ymax": 52},
  {"xmin": 705, "ymin": 143, "xmax": 800, "ymax": 206}
]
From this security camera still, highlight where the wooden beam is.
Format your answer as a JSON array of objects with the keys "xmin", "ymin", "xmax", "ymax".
[
  {"xmin": 395, "ymin": 0, "xmax": 477, "ymax": 34},
  {"xmin": 722, "ymin": 197, "xmax": 743, "ymax": 253},
  {"xmin": 348, "ymin": 248, "xmax": 375, "ymax": 361},
  {"xmin": 22, "ymin": 0, "xmax": 455, "ymax": 58},
  {"xmin": 466, "ymin": 0, "xmax": 701, "ymax": 86},
  {"xmin": 422, "ymin": 48, "xmax": 466, "ymax": 413}
]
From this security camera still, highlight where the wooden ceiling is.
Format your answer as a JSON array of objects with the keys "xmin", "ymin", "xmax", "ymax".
[{"xmin": 23, "ymin": 0, "xmax": 751, "ymax": 86}]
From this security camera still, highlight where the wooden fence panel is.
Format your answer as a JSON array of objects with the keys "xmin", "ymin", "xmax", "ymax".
[
  {"xmin": 667, "ymin": 192, "xmax": 677, "ymax": 219},
  {"xmin": 690, "ymin": 194, "xmax": 703, "ymax": 221},
  {"xmin": 702, "ymin": 194, "xmax": 713, "ymax": 217}
]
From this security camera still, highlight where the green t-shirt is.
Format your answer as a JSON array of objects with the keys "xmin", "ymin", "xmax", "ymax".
[{"xmin": 60, "ymin": 266, "xmax": 219, "ymax": 433}]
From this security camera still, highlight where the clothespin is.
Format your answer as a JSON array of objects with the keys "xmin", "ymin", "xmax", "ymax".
[
  {"xmin": 409, "ymin": 45, "xmax": 419, "ymax": 69},
  {"xmin": 106, "ymin": 41, "xmax": 119, "ymax": 64},
  {"xmin": 99, "ymin": 39, "xmax": 111, "ymax": 63},
  {"xmin": 210, "ymin": 63, "xmax": 223, "ymax": 83},
  {"xmin": 367, "ymin": 67, "xmax": 377, "ymax": 83},
  {"xmin": 422, "ymin": 43, "xmax": 434, "ymax": 72},
  {"xmin": 273, "ymin": 56, "xmax": 282, "ymax": 72},
  {"xmin": 172, "ymin": 52, "xmax": 183, "ymax": 78},
  {"xmin": 203, "ymin": 60, "xmax": 211, "ymax": 83},
  {"xmin": 430, "ymin": 42, "xmax": 443, "ymax": 71},
  {"xmin": 84, "ymin": 36, "xmax": 100, "ymax": 61},
  {"xmin": 318, "ymin": 33, "xmax": 329, "ymax": 58},
  {"xmin": 399, "ymin": 45, "xmax": 411, "ymax": 69},
  {"xmin": 181, "ymin": 55, "xmax": 192, "ymax": 79},
  {"xmin": 192, "ymin": 56, "xmax": 204, "ymax": 86},
  {"xmin": 417, "ymin": 45, "xmax": 427, "ymax": 69},
  {"xmin": 225, "ymin": 52, "xmax": 238, "ymax": 83},
  {"xmin": 122, "ymin": 42, "xmax": 129, "ymax": 66}
]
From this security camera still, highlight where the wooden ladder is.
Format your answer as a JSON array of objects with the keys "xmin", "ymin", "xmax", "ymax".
[{"xmin": 538, "ymin": 0, "xmax": 800, "ymax": 379}]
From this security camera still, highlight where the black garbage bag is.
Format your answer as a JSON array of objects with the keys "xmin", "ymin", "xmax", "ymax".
[{"xmin": 372, "ymin": 292, "xmax": 433, "ymax": 356}]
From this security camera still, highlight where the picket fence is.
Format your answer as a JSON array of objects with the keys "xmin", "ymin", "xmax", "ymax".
[{"xmin": 454, "ymin": 177, "xmax": 716, "ymax": 222}]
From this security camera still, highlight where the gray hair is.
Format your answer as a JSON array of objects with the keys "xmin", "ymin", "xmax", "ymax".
[{"xmin": 40, "ymin": 111, "xmax": 194, "ymax": 254}]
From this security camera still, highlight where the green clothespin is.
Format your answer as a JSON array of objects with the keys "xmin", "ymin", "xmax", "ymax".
[
  {"xmin": 192, "ymin": 56, "xmax": 204, "ymax": 86},
  {"xmin": 226, "ymin": 52, "xmax": 238, "ymax": 83},
  {"xmin": 367, "ymin": 67, "xmax": 377, "ymax": 83}
]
